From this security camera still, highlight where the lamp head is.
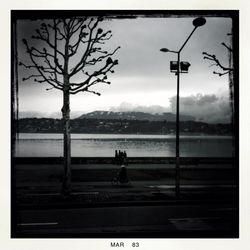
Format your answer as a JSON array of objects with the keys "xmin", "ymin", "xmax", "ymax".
[
  {"xmin": 193, "ymin": 17, "xmax": 206, "ymax": 27},
  {"xmin": 160, "ymin": 48, "xmax": 169, "ymax": 52}
]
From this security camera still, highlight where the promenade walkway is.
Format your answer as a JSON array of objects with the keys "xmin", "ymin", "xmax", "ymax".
[{"xmin": 14, "ymin": 162, "xmax": 236, "ymax": 207}]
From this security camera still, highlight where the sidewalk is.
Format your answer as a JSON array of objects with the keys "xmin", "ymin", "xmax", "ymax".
[
  {"xmin": 15, "ymin": 180, "xmax": 237, "ymax": 209},
  {"xmin": 14, "ymin": 162, "xmax": 237, "ymax": 208}
]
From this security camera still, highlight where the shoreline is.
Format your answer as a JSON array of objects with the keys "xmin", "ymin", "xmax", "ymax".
[{"xmin": 13, "ymin": 156, "xmax": 234, "ymax": 165}]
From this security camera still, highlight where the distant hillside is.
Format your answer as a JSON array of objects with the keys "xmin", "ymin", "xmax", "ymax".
[
  {"xmin": 77, "ymin": 111, "xmax": 195, "ymax": 122},
  {"xmin": 17, "ymin": 118, "xmax": 232, "ymax": 135}
]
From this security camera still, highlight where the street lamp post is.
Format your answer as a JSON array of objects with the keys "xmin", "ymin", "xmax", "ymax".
[{"xmin": 160, "ymin": 17, "xmax": 206, "ymax": 198}]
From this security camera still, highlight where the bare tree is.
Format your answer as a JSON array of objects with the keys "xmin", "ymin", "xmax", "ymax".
[
  {"xmin": 20, "ymin": 17, "xmax": 120, "ymax": 195},
  {"xmin": 203, "ymin": 33, "xmax": 235, "ymax": 159},
  {"xmin": 202, "ymin": 33, "xmax": 234, "ymax": 118},
  {"xmin": 202, "ymin": 37, "xmax": 233, "ymax": 76}
]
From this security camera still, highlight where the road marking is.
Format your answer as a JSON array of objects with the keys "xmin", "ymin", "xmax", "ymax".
[
  {"xmin": 209, "ymin": 207, "xmax": 237, "ymax": 211},
  {"xmin": 170, "ymin": 217, "xmax": 220, "ymax": 221},
  {"xmin": 25, "ymin": 193, "xmax": 60, "ymax": 196},
  {"xmin": 72, "ymin": 192, "xmax": 99, "ymax": 195},
  {"xmin": 146, "ymin": 184, "xmax": 236, "ymax": 189},
  {"xmin": 24, "ymin": 192, "xmax": 100, "ymax": 196},
  {"xmin": 169, "ymin": 217, "xmax": 218, "ymax": 230},
  {"xmin": 18, "ymin": 222, "xmax": 58, "ymax": 226}
]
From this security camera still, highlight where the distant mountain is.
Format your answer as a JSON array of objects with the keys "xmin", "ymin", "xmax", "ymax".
[
  {"xmin": 77, "ymin": 111, "xmax": 195, "ymax": 122},
  {"xmin": 18, "ymin": 117, "xmax": 232, "ymax": 135},
  {"xmin": 19, "ymin": 111, "xmax": 83, "ymax": 119}
]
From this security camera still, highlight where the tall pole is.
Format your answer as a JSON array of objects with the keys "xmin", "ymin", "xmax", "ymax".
[
  {"xmin": 160, "ymin": 17, "xmax": 206, "ymax": 199},
  {"xmin": 176, "ymin": 51, "xmax": 180, "ymax": 198}
]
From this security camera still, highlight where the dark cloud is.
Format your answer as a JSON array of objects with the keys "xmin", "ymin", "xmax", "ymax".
[
  {"xmin": 109, "ymin": 93, "xmax": 232, "ymax": 124},
  {"xmin": 169, "ymin": 93, "xmax": 231, "ymax": 123}
]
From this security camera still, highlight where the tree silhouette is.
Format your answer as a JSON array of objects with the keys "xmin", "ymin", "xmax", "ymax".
[
  {"xmin": 202, "ymin": 33, "xmax": 234, "ymax": 119},
  {"xmin": 20, "ymin": 17, "xmax": 120, "ymax": 195},
  {"xmin": 202, "ymin": 32, "xmax": 235, "ymax": 159}
]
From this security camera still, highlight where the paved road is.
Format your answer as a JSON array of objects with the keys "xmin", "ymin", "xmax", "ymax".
[{"xmin": 15, "ymin": 202, "xmax": 237, "ymax": 237}]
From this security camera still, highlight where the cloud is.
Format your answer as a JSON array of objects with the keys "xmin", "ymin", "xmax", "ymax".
[
  {"xmin": 19, "ymin": 93, "xmax": 232, "ymax": 124},
  {"xmin": 110, "ymin": 93, "xmax": 232, "ymax": 123},
  {"xmin": 109, "ymin": 102, "xmax": 171, "ymax": 114},
  {"xmin": 169, "ymin": 93, "xmax": 231, "ymax": 123}
]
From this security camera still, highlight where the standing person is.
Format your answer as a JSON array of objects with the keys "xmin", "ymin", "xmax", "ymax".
[
  {"xmin": 119, "ymin": 150, "xmax": 124, "ymax": 165},
  {"xmin": 115, "ymin": 150, "xmax": 118, "ymax": 165},
  {"xmin": 121, "ymin": 151, "xmax": 124, "ymax": 163},
  {"xmin": 123, "ymin": 150, "xmax": 127, "ymax": 165}
]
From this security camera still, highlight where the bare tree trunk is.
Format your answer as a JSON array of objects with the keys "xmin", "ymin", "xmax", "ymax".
[
  {"xmin": 227, "ymin": 30, "xmax": 234, "ymax": 158},
  {"xmin": 62, "ymin": 79, "xmax": 71, "ymax": 196}
]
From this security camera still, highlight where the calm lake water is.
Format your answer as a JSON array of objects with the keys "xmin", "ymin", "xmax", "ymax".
[{"xmin": 15, "ymin": 133, "xmax": 233, "ymax": 157}]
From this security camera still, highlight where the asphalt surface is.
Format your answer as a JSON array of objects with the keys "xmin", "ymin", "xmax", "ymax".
[
  {"xmin": 15, "ymin": 203, "xmax": 237, "ymax": 237},
  {"xmin": 12, "ymin": 162, "xmax": 238, "ymax": 237}
]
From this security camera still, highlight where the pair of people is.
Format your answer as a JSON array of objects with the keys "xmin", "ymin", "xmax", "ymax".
[{"xmin": 114, "ymin": 150, "xmax": 127, "ymax": 165}]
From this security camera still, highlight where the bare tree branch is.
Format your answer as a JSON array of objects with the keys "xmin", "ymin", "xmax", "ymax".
[
  {"xmin": 22, "ymin": 39, "xmax": 63, "ymax": 91},
  {"xmin": 69, "ymin": 57, "xmax": 118, "ymax": 94},
  {"xmin": 21, "ymin": 17, "xmax": 119, "ymax": 97},
  {"xmin": 202, "ymin": 52, "xmax": 233, "ymax": 72},
  {"xmin": 32, "ymin": 25, "xmax": 65, "ymax": 59},
  {"xmin": 69, "ymin": 20, "xmax": 97, "ymax": 76},
  {"xmin": 221, "ymin": 42, "xmax": 232, "ymax": 53},
  {"xmin": 213, "ymin": 70, "xmax": 231, "ymax": 77},
  {"xmin": 22, "ymin": 74, "xmax": 41, "ymax": 81},
  {"xmin": 203, "ymin": 35, "xmax": 234, "ymax": 79}
]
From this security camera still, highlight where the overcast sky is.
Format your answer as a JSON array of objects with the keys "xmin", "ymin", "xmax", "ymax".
[{"xmin": 17, "ymin": 15, "xmax": 233, "ymax": 122}]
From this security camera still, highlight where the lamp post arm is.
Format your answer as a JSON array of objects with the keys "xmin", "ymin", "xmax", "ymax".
[
  {"xmin": 179, "ymin": 26, "xmax": 198, "ymax": 53},
  {"xmin": 169, "ymin": 50, "xmax": 178, "ymax": 54}
]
